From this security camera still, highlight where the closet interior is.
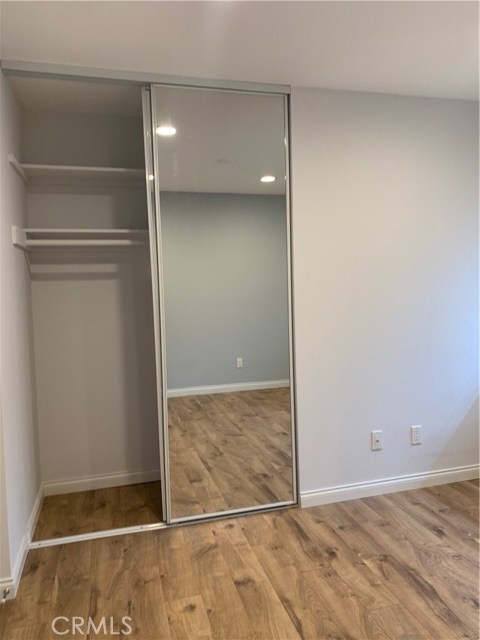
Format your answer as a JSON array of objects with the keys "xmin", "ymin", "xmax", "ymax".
[
  {"xmin": 8, "ymin": 75, "xmax": 163, "ymax": 540},
  {"xmin": 4, "ymin": 67, "xmax": 297, "ymax": 545}
]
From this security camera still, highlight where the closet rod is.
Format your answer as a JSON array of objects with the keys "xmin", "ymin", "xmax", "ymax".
[
  {"xmin": 27, "ymin": 239, "xmax": 145, "ymax": 247},
  {"xmin": 12, "ymin": 226, "xmax": 149, "ymax": 250},
  {"xmin": 25, "ymin": 229, "xmax": 148, "ymax": 235}
]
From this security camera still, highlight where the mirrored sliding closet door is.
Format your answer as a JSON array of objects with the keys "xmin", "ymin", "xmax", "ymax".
[{"xmin": 150, "ymin": 85, "xmax": 297, "ymax": 522}]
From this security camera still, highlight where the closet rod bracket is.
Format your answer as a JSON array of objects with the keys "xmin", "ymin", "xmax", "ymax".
[
  {"xmin": 8, "ymin": 153, "xmax": 27, "ymax": 184},
  {"xmin": 12, "ymin": 225, "xmax": 28, "ymax": 251}
]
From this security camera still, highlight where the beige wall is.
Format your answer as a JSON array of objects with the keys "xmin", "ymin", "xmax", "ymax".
[
  {"xmin": 291, "ymin": 88, "xmax": 479, "ymax": 497},
  {"xmin": 0, "ymin": 74, "xmax": 41, "ymax": 586},
  {"xmin": 0, "ymin": 392, "xmax": 11, "ymax": 585}
]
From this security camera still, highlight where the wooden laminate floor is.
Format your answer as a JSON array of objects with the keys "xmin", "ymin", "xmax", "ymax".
[
  {"xmin": 168, "ymin": 388, "xmax": 294, "ymax": 518},
  {"xmin": 2, "ymin": 480, "xmax": 478, "ymax": 639},
  {"xmin": 33, "ymin": 482, "xmax": 162, "ymax": 540}
]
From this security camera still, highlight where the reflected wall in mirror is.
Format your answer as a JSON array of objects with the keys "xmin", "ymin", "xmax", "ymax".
[{"xmin": 152, "ymin": 85, "xmax": 295, "ymax": 521}]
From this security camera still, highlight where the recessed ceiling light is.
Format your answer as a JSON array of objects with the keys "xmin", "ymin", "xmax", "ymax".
[
  {"xmin": 260, "ymin": 175, "xmax": 276, "ymax": 183},
  {"xmin": 156, "ymin": 125, "xmax": 177, "ymax": 136}
]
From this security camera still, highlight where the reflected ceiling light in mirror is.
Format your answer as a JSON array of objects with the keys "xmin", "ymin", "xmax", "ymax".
[
  {"xmin": 156, "ymin": 125, "xmax": 177, "ymax": 136},
  {"xmin": 260, "ymin": 175, "xmax": 276, "ymax": 183}
]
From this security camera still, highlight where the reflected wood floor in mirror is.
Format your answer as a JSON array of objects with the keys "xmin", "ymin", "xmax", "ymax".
[
  {"xmin": 169, "ymin": 387, "xmax": 293, "ymax": 519},
  {"xmin": 32, "ymin": 482, "xmax": 162, "ymax": 540}
]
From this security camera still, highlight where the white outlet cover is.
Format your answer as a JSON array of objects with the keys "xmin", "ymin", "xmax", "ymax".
[
  {"xmin": 411, "ymin": 425, "xmax": 422, "ymax": 445},
  {"xmin": 371, "ymin": 430, "xmax": 383, "ymax": 451}
]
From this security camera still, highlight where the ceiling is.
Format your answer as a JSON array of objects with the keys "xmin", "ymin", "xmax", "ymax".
[{"xmin": 1, "ymin": 1, "xmax": 478, "ymax": 101}]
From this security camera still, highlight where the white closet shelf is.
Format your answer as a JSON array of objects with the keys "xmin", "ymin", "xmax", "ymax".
[
  {"xmin": 8, "ymin": 154, "xmax": 145, "ymax": 184},
  {"xmin": 12, "ymin": 226, "xmax": 149, "ymax": 250}
]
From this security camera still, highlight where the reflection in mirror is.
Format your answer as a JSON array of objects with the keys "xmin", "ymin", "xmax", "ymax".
[{"xmin": 152, "ymin": 85, "xmax": 295, "ymax": 520}]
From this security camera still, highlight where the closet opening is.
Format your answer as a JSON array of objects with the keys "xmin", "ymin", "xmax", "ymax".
[{"xmin": 7, "ymin": 74, "xmax": 165, "ymax": 542}]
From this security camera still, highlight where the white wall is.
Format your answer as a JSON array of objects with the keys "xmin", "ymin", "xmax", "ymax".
[
  {"xmin": 161, "ymin": 192, "xmax": 290, "ymax": 390},
  {"xmin": 0, "ymin": 391, "xmax": 11, "ymax": 585},
  {"xmin": 30, "ymin": 249, "xmax": 160, "ymax": 486},
  {"xmin": 23, "ymin": 110, "xmax": 160, "ymax": 487},
  {"xmin": 23, "ymin": 110, "xmax": 145, "ymax": 168},
  {"xmin": 0, "ymin": 74, "xmax": 40, "ymax": 586},
  {"xmin": 291, "ymin": 88, "xmax": 479, "ymax": 497}
]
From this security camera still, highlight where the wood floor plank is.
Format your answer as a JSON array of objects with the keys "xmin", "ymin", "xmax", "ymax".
[
  {"xmin": 387, "ymin": 490, "xmax": 479, "ymax": 554},
  {"xmin": 89, "ymin": 534, "xmax": 138, "ymax": 636},
  {"xmin": 125, "ymin": 532, "xmax": 171, "ymax": 640},
  {"xmin": 33, "ymin": 491, "xmax": 96, "ymax": 540},
  {"xmin": 243, "ymin": 510, "xmax": 326, "ymax": 572},
  {"xmin": 156, "ymin": 528, "xmax": 202, "ymax": 602},
  {"xmin": 359, "ymin": 521, "xmax": 479, "ymax": 635},
  {"xmin": 313, "ymin": 502, "xmax": 385, "ymax": 560},
  {"xmin": 358, "ymin": 491, "xmax": 479, "ymax": 633},
  {"xmin": 414, "ymin": 487, "xmax": 478, "ymax": 543},
  {"xmin": 234, "ymin": 577, "xmax": 302, "ymax": 640},
  {"xmin": 210, "ymin": 519, "xmax": 303, "ymax": 638},
  {"xmin": 364, "ymin": 550, "xmax": 473, "ymax": 639},
  {"xmin": 426, "ymin": 484, "xmax": 479, "ymax": 521},
  {"xmin": 0, "ymin": 624, "xmax": 51, "ymax": 640},
  {"xmin": 166, "ymin": 595, "xmax": 213, "ymax": 640},
  {"xmin": 33, "ymin": 482, "xmax": 162, "ymax": 541},
  {"xmin": 1, "ymin": 546, "xmax": 62, "ymax": 632},
  {"xmin": 251, "ymin": 541, "xmax": 360, "ymax": 639},
  {"xmin": 365, "ymin": 604, "xmax": 433, "ymax": 640},
  {"xmin": 213, "ymin": 528, "xmax": 271, "ymax": 586},
  {"xmin": 181, "ymin": 523, "xmax": 256, "ymax": 639},
  {"xmin": 294, "ymin": 509, "xmax": 397, "ymax": 608},
  {"xmin": 362, "ymin": 495, "xmax": 442, "ymax": 547},
  {"xmin": 3, "ymin": 481, "xmax": 478, "ymax": 640},
  {"xmin": 47, "ymin": 541, "xmax": 93, "ymax": 626}
]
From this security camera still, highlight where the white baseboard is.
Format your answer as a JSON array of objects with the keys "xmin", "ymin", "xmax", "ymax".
[
  {"xmin": 43, "ymin": 468, "xmax": 161, "ymax": 496},
  {"xmin": 300, "ymin": 464, "xmax": 480, "ymax": 508},
  {"xmin": 0, "ymin": 484, "xmax": 44, "ymax": 601},
  {"xmin": 26, "ymin": 484, "xmax": 44, "ymax": 543},
  {"xmin": 0, "ymin": 576, "xmax": 16, "ymax": 602},
  {"xmin": 167, "ymin": 379, "xmax": 289, "ymax": 398}
]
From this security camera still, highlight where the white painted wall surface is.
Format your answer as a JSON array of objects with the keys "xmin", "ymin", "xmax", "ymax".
[
  {"xmin": 23, "ymin": 110, "xmax": 160, "ymax": 487},
  {"xmin": 23, "ymin": 110, "xmax": 145, "ymax": 169},
  {"xmin": 30, "ymin": 249, "xmax": 160, "ymax": 486},
  {"xmin": 0, "ymin": 392, "xmax": 12, "ymax": 584},
  {"xmin": 0, "ymin": 75, "xmax": 40, "ymax": 582},
  {"xmin": 291, "ymin": 88, "xmax": 479, "ymax": 496}
]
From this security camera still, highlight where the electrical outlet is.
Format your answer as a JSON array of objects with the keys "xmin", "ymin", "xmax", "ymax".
[
  {"xmin": 236, "ymin": 357, "xmax": 243, "ymax": 369},
  {"xmin": 371, "ymin": 430, "xmax": 383, "ymax": 451},
  {"xmin": 411, "ymin": 425, "xmax": 422, "ymax": 445}
]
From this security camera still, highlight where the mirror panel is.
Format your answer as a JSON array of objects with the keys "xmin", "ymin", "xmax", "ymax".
[{"xmin": 151, "ymin": 85, "xmax": 295, "ymax": 521}]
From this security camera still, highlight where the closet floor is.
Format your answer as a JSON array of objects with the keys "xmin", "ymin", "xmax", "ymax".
[{"xmin": 32, "ymin": 482, "xmax": 162, "ymax": 540}]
